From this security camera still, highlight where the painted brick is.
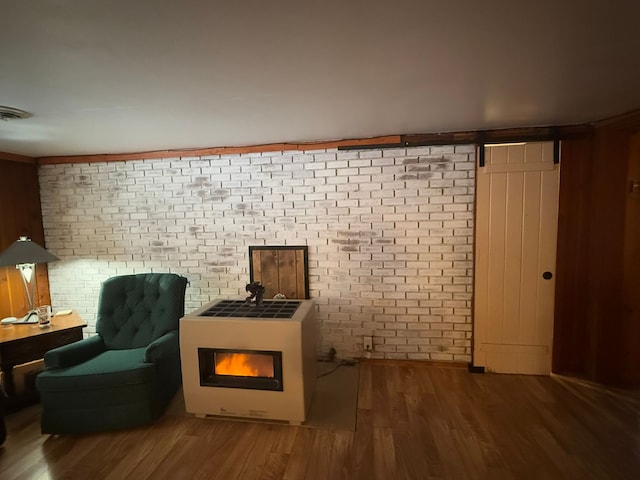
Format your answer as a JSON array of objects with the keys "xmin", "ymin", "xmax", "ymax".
[{"xmin": 40, "ymin": 146, "xmax": 475, "ymax": 361}]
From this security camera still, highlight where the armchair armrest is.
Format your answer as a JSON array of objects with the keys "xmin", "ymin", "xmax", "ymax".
[
  {"xmin": 145, "ymin": 330, "xmax": 179, "ymax": 364},
  {"xmin": 44, "ymin": 335, "xmax": 106, "ymax": 369}
]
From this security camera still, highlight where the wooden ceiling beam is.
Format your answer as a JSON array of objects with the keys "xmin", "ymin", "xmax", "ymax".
[
  {"xmin": 36, "ymin": 135, "xmax": 403, "ymax": 165},
  {"xmin": 0, "ymin": 151, "xmax": 36, "ymax": 164}
]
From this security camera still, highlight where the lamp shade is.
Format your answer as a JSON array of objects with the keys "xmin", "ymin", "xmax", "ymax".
[{"xmin": 0, "ymin": 237, "xmax": 59, "ymax": 267}]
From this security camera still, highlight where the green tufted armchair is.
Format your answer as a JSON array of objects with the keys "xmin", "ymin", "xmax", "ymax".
[{"xmin": 36, "ymin": 273, "xmax": 188, "ymax": 434}]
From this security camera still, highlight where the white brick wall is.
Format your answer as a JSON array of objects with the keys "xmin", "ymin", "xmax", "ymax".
[{"xmin": 39, "ymin": 145, "xmax": 475, "ymax": 362}]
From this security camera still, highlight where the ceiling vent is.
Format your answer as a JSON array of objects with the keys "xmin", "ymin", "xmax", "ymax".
[{"xmin": 0, "ymin": 106, "xmax": 31, "ymax": 121}]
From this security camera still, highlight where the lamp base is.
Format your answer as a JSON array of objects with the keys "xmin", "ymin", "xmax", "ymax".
[{"xmin": 7, "ymin": 310, "xmax": 39, "ymax": 325}]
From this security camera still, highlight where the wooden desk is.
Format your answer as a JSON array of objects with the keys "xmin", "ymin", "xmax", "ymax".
[{"xmin": 0, "ymin": 311, "xmax": 86, "ymax": 406}]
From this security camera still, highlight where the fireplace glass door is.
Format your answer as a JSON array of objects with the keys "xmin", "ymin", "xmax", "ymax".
[{"xmin": 198, "ymin": 348, "xmax": 284, "ymax": 391}]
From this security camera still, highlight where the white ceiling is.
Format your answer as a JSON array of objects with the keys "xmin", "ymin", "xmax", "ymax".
[{"xmin": 1, "ymin": 0, "xmax": 639, "ymax": 158}]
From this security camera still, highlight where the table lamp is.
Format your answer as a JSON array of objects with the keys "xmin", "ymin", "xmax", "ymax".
[{"xmin": 0, "ymin": 236, "xmax": 59, "ymax": 324}]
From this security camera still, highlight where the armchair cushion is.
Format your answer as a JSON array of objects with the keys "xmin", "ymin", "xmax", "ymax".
[
  {"xmin": 43, "ymin": 335, "xmax": 106, "ymax": 369},
  {"xmin": 37, "ymin": 348, "xmax": 151, "ymax": 392}
]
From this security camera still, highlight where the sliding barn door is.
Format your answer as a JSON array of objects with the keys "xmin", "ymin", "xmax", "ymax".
[{"xmin": 473, "ymin": 142, "xmax": 560, "ymax": 374}]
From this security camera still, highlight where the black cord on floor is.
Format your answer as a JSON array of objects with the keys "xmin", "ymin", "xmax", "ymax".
[{"xmin": 317, "ymin": 357, "xmax": 363, "ymax": 378}]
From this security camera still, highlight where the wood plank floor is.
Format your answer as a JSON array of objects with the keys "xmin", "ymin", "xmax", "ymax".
[{"xmin": 1, "ymin": 362, "xmax": 639, "ymax": 479}]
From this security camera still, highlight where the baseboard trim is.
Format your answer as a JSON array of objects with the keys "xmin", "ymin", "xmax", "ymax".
[{"xmin": 362, "ymin": 359, "xmax": 468, "ymax": 369}]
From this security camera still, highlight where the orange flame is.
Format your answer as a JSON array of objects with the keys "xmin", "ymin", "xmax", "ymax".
[{"xmin": 214, "ymin": 353, "xmax": 274, "ymax": 378}]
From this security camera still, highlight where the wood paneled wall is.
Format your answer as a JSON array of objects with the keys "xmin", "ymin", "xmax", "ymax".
[
  {"xmin": 0, "ymin": 158, "xmax": 51, "ymax": 319},
  {"xmin": 551, "ymin": 137, "xmax": 594, "ymax": 376},
  {"xmin": 621, "ymin": 132, "xmax": 640, "ymax": 383},
  {"xmin": 553, "ymin": 115, "xmax": 640, "ymax": 385}
]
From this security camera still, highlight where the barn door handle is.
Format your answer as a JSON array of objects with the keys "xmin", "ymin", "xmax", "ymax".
[{"xmin": 542, "ymin": 271, "xmax": 553, "ymax": 280}]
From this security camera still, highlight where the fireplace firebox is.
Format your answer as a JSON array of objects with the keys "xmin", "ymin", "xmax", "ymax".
[{"xmin": 198, "ymin": 348, "xmax": 284, "ymax": 391}]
